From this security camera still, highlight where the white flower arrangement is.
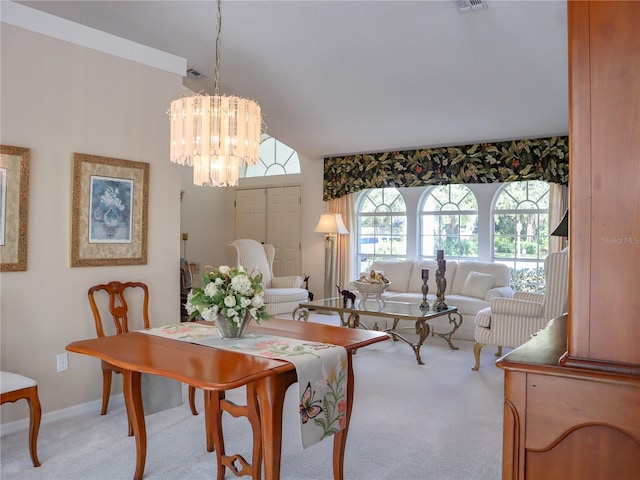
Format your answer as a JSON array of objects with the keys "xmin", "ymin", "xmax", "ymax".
[{"xmin": 185, "ymin": 265, "xmax": 269, "ymax": 326}]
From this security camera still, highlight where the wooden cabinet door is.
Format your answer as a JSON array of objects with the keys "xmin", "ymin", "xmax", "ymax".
[{"xmin": 567, "ymin": 0, "xmax": 640, "ymax": 368}]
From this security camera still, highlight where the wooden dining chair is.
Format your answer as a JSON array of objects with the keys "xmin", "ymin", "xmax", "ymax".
[
  {"xmin": 0, "ymin": 371, "xmax": 42, "ymax": 467},
  {"xmin": 87, "ymin": 281, "xmax": 198, "ymax": 419}
]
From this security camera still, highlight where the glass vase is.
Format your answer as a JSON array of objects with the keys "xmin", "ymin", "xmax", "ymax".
[{"xmin": 215, "ymin": 310, "xmax": 251, "ymax": 339}]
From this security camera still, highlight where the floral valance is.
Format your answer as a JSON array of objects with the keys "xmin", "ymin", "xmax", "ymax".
[{"xmin": 322, "ymin": 136, "xmax": 569, "ymax": 201}]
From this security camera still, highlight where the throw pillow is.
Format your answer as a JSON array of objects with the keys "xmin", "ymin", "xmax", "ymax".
[
  {"xmin": 369, "ymin": 260, "xmax": 414, "ymax": 292},
  {"xmin": 460, "ymin": 271, "xmax": 495, "ymax": 299}
]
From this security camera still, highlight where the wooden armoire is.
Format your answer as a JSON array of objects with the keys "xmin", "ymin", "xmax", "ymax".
[{"xmin": 496, "ymin": 2, "xmax": 640, "ymax": 479}]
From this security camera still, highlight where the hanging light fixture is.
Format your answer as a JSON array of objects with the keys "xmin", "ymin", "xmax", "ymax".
[{"xmin": 169, "ymin": 0, "xmax": 262, "ymax": 187}]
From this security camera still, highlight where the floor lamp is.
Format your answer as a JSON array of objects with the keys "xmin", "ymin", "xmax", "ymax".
[{"xmin": 314, "ymin": 213, "xmax": 349, "ymax": 299}]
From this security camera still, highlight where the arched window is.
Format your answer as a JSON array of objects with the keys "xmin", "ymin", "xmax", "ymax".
[
  {"xmin": 419, "ymin": 185, "xmax": 478, "ymax": 259},
  {"xmin": 241, "ymin": 135, "xmax": 301, "ymax": 177},
  {"xmin": 356, "ymin": 188, "xmax": 407, "ymax": 273},
  {"xmin": 493, "ymin": 181, "xmax": 549, "ymax": 292}
]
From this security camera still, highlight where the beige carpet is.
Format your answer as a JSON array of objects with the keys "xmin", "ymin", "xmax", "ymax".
[{"xmin": 1, "ymin": 313, "xmax": 505, "ymax": 479}]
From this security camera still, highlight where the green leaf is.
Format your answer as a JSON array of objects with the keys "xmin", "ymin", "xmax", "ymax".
[
  {"xmin": 451, "ymin": 153, "xmax": 466, "ymax": 166},
  {"xmin": 520, "ymin": 164, "xmax": 533, "ymax": 175},
  {"xmin": 313, "ymin": 417, "xmax": 327, "ymax": 429}
]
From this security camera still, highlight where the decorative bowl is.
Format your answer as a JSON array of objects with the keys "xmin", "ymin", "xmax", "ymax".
[{"xmin": 353, "ymin": 280, "xmax": 391, "ymax": 296}]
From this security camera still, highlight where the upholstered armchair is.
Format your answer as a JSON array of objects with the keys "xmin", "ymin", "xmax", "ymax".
[
  {"xmin": 472, "ymin": 250, "xmax": 569, "ymax": 370},
  {"xmin": 226, "ymin": 239, "xmax": 309, "ymax": 316}
]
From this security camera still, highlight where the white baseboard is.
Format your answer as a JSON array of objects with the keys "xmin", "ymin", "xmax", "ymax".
[
  {"xmin": 1, "ymin": 379, "xmax": 188, "ymax": 437},
  {"xmin": 0, "ymin": 395, "xmax": 124, "ymax": 437}
]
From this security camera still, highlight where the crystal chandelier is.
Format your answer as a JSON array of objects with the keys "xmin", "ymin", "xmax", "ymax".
[{"xmin": 169, "ymin": 0, "xmax": 262, "ymax": 187}]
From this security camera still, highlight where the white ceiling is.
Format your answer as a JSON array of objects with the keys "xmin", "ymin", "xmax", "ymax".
[{"xmin": 17, "ymin": 0, "xmax": 569, "ymax": 160}]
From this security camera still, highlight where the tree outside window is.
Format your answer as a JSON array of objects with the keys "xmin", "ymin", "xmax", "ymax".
[
  {"xmin": 493, "ymin": 181, "xmax": 549, "ymax": 292},
  {"xmin": 420, "ymin": 185, "xmax": 478, "ymax": 259}
]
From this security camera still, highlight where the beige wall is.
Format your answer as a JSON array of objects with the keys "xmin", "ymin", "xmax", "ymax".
[
  {"xmin": 1, "ymin": 20, "xmax": 330, "ymax": 425},
  {"xmin": 0, "ymin": 24, "xmax": 184, "ymax": 423}
]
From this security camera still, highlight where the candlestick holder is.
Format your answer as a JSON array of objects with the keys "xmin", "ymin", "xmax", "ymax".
[
  {"xmin": 433, "ymin": 267, "xmax": 448, "ymax": 311},
  {"xmin": 419, "ymin": 277, "xmax": 429, "ymax": 312}
]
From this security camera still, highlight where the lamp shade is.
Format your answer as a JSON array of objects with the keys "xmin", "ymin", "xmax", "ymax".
[
  {"xmin": 550, "ymin": 210, "xmax": 569, "ymax": 237},
  {"xmin": 314, "ymin": 213, "xmax": 349, "ymax": 235}
]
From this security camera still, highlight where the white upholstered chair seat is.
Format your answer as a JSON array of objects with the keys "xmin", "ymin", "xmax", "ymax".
[
  {"xmin": 264, "ymin": 288, "xmax": 309, "ymax": 304},
  {"xmin": 1, "ymin": 372, "xmax": 37, "ymax": 393},
  {"xmin": 0, "ymin": 371, "xmax": 41, "ymax": 467}
]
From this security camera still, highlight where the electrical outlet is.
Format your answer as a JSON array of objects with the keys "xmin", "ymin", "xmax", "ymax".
[{"xmin": 56, "ymin": 352, "xmax": 68, "ymax": 372}]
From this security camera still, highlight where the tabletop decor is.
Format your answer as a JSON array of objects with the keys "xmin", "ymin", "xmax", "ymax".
[
  {"xmin": 185, "ymin": 265, "xmax": 269, "ymax": 338},
  {"xmin": 433, "ymin": 256, "xmax": 448, "ymax": 311},
  {"xmin": 353, "ymin": 269, "xmax": 390, "ymax": 310},
  {"xmin": 0, "ymin": 145, "xmax": 30, "ymax": 272},
  {"xmin": 420, "ymin": 268, "xmax": 429, "ymax": 311},
  {"xmin": 71, "ymin": 153, "xmax": 149, "ymax": 267},
  {"xmin": 141, "ymin": 322, "xmax": 348, "ymax": 448}
]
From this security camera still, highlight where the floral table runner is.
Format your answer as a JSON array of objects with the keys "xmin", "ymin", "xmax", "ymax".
[{"xmin": 139, "ymin": 322, "xmax": 347, "ymax": 449}]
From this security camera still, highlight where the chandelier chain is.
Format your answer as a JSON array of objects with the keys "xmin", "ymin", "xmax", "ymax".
[{"xmin": 214, "ymin": 0, "xmax": 222, "ymax": 96}]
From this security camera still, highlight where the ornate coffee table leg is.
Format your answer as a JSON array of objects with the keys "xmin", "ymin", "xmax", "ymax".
[
  {"xmin": 347, "ymin": 312, "xmax": 360, "ymax": 329},
  {"xmin": 391, "ymin": 318, "xmax": 400, "ymax": 340},
  {"xmin": 292, "ymin": 307, "xmax": 309, "ymax": 322},
  {"xmin": 411, "ymin": 320, "xmax": 431, "ymax": 365},
  {"xmin": 432, "ymin": 311, "xmax": 463, "ymax": 350},
  {"xmin": 384, "ymin": 318, "xmax": 430, "ymax": 365}
]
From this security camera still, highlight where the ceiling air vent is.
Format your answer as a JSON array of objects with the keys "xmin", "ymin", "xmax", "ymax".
[
  {"xmin": 455, "ymin": 0, "xmax": 488, "ymax": 13},
  {"xmin": 187, "ymin": 68, "xmax": 203, "ymax": 79}
]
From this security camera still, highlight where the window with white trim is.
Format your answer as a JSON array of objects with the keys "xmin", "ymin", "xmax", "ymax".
[
  {"xmin": 354, "ymin": 181, "xmax": 549, "ymax": 291},
  {"xmin": 492, "ymin": 180, "xmax": 549, "ymax": 292},
  {"xmin": 419, "ymin": 185, "xmax": 478, "ymax": 260},
  {"xmin": 356, "ymin": 188, "xmax": 407, "ymax": 274},
  {"xmin": 241, "ymin": 135, "xmax": 300, "ymax": 177}
]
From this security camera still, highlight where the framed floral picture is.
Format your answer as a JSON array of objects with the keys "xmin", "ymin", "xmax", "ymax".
[
  {"xmin": 71, "ymin": 153, "xmax": 149, "ymax": 267},
  {"xmin": 0, "ymin": 145, "xmax": 30, "ymax": 272}
]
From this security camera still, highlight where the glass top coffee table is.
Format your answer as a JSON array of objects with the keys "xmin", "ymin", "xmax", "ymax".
[{"xmin": 292, "ymin": 298, "xmax": 462, "ymax": 365}]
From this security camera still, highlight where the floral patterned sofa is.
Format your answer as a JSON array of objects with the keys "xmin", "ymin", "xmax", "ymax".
[{"xmin": 353, "ymin": 259, "xmax": 514, "ymax": 341}]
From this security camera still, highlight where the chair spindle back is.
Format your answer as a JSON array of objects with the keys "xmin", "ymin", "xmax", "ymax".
[{"xmin": 88, "ymin": 281, "xmax": 150, "ymax": 338}]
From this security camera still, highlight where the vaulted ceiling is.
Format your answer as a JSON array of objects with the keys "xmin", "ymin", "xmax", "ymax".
[{"xmin": 18, "ymin": 0, "xmax": 569, "ymax": 159}]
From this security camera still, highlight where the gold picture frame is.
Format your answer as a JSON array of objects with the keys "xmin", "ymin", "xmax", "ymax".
[
  {"xmin": 71, "ymin": 153, "xmax": 149, "ymax": 267},
  {"xmin": 0, "ymin": 145, "xmax": 30, "ymax": 272}
]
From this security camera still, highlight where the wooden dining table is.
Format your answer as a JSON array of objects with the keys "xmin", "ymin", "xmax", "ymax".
[{"xmin": 66, "ymin": 318, "xmax": 388, "ymax": 480}]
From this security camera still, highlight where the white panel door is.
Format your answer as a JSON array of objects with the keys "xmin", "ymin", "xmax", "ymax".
[
  {"xmin": 267, "ymin": 186, "xmax": 301, "ymax": 276},
  {"xmin": 235, "ymin": 189, "xmax": 267, "ymax": 242},
  {"xmin": 234, "ymin": 186, "xmax": 301, "ymax": 277}
]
